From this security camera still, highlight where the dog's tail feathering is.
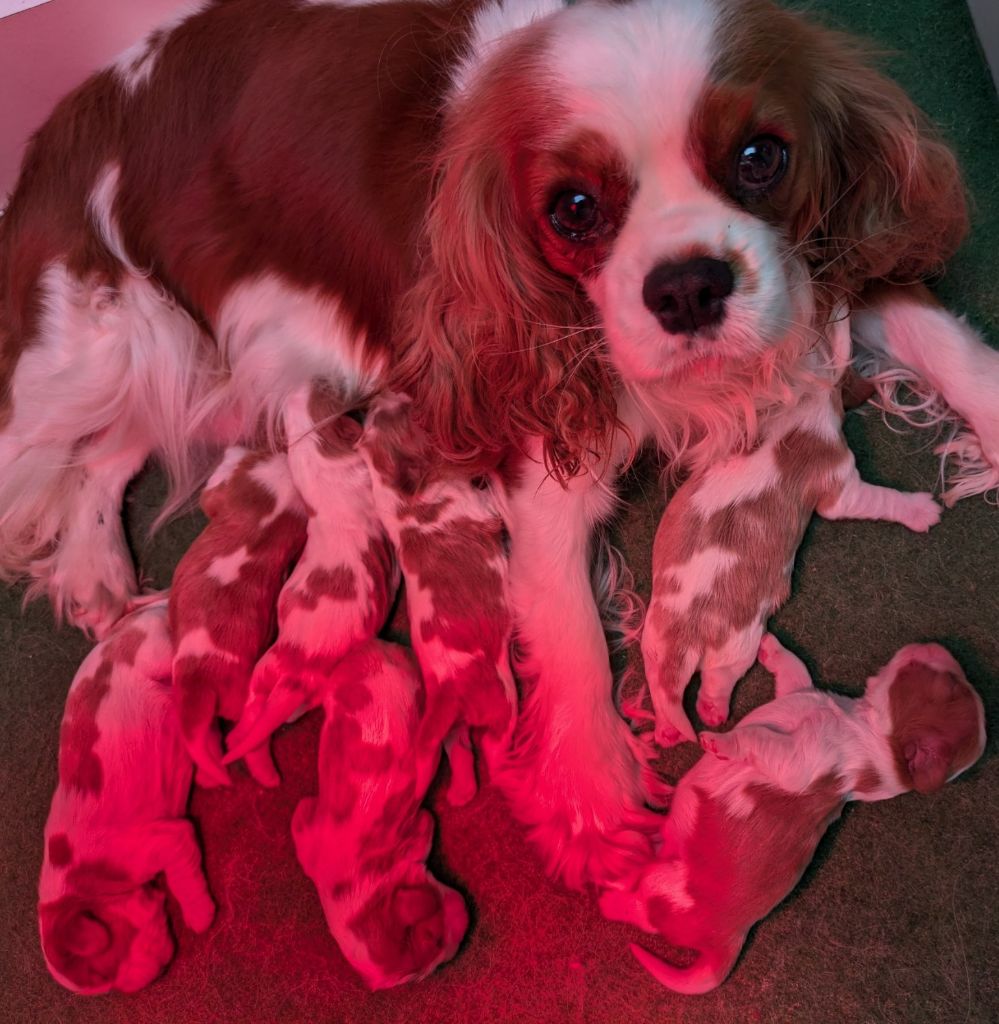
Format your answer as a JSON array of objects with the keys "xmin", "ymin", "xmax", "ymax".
[{"xmin": 629, "ymin": 937, "xmax": 743, "ymax": 996}]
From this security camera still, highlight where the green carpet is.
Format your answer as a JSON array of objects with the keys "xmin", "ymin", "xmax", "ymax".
[{"xmin": 1, "ymin": 2, "xmax": 997, "ymax": 1022}]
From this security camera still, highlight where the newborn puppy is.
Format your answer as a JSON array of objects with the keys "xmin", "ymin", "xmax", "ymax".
[
  {"xmin": 602, "ymin": 633, "xmax": 985, "ymax": 995},
  {"xmin": 291, "ymin": 639, "xmax": 468, "ymax": 990},
  {"xmin": 223, "ymin": 385, "xmax": 399, "ymax": 771},
  {"xmin": 642, "ymin": 335, "xmax": 941, "ymax": 746},
  {"xmin": 39, "ymin": 601, "xmax": 215, "ymax": 994},
  {"xmin": 360, "ymin": 392, "xmax": 516, "ymax": 805},
  {"xmin": 169, "ymin": 447, "xmax": 307, "ymax": 786}
]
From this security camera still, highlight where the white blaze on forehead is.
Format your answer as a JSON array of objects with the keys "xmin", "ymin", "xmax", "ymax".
[{"xmin": 546, "ymin": 0, "xmax": 719, "ymax": 167}]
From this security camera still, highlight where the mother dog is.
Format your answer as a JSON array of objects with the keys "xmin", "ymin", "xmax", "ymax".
[{"xmin": 1, "ymin": 0, "xmax": 995, "ymax": 887}]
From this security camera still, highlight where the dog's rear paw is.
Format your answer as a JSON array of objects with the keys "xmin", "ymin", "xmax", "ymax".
[{"xmin": 695, "ymin": 695, "xmax": 728, "ymax": 728}]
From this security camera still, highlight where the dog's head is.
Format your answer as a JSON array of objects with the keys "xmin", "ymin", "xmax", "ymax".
[
  {"xmin": 402, "ymin": 0, "xmax": 965, "ymax": 473},
  {"xmin": 335, "ymin": 863, "xmax": 469, "ymax": 991},
  {"xmin": 866, "ymin": 643, "xmax": 986, "ymax": 794},
  {"xmin": 38, "ymin": 881, "xmax": 173, "ymax": 995},
  {"xmin": 293, "ymin": 801, "xmax": 467, "ymax": 990}
]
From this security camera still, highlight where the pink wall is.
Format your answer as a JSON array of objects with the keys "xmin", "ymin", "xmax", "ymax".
[{"xmin": 0, "ymin": 0, "xmax": 188, "ymax": 200}]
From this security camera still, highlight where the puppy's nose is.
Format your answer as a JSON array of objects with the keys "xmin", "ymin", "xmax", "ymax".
[{"xmin": 642, "ymin": 258, "xmax": 734, "ymax": 335}]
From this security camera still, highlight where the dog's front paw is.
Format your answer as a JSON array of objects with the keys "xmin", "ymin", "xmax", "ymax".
[
  {"xmin": 899, "ymin": 492, "xmax": 942, "ymax": 533},
  {"xmin": 43, "ymin": 535, "xmax": 138, "ymax": 638},
  {"xmin": 699, "ymin": 731, "xmax": 734, "ymax": 760}
]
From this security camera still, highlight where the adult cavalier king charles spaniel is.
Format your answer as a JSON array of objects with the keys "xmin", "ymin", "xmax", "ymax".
[{"xmin": 2, "ymin": 0, "xmax": 997, "ymax": 887}]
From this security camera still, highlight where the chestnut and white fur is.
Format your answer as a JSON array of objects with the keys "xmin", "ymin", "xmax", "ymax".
[
  {"xmin": 360, "ymin": 392, "xmax": 516, "ymax": 806},
  {"xmin": 169, "ymin": 447, "xmax": 307, "ymax": 787},
  {"xmin": 641, "ymin": 319, "xmax": 941, "ymax": 748},
  {"xmin": 223, "ymin": 385, "xmax": 400, "ymax": 771},
  {"xmin": 2, "ymin": 0, "xmax": 996, "ymax": 887},
  {"xmin": 39, "ymin": 601, "xmax": 215, "ymax": 995},
  {"xmin": 601, "ymin": 633, "xmax": 986, "ymax": 995},
  {"xmin": 291, "ymin": 640, "xmax": 468, "ymax": 990}
]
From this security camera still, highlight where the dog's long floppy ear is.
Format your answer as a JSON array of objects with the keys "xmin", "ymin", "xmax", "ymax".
[
  {"xmin": 790, "ymin": 20, "xmax": 967, "ymax": 293},
  {"xmin": 394, "ymin": 26, "xmax": 619, "ymax": 480}
]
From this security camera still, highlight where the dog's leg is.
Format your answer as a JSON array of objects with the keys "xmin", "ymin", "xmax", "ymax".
[
  {"xmin": 498, "ymin": 442, "xmax": 657, "ymax": 890},
  {"xmin": 817, "ymin": 462, "xmax": 941, "ymax": 533},
  {"xmin": 37, "ymin": 441, "xmax": 151, "ymax": 637},
  {"xmin": 443, "ymin": 727, "xmax": 478, "ymax": 807},
  {"xmin": 0, "ymin": 263, "xmax": 210, "ymax": 632},
  {"xmin": 699, "ymin": 724, "xmax": 795, "ymax": 769},
  {"xmin": 853, "ymin": 284, "xmax": 999, "ymax": 502},
  {"xmin": 642, "ymin": 641, "xmax": 700, "ymax": 747},
  {"xmin": 695, "ymin": 627, "xmax": 763, "ymax": 728},
  {"xmin": 757, "ymin": 633, "xmax": 813, "ymax": 696},
  {"xmin": 146, "ymin": 821, "xmax": 215, "ymax": 933},
  {"xmin": 696, "ymin": 661, "xmax": 750, "ymax": 730}
]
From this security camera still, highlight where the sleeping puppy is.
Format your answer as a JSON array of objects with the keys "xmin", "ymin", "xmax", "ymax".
[
  {"xmin": 169, "ymin": 446, "xmax": 307, "ymax": 787},
  {"xmin": 222, "ymin": 385, "xmax": 399, "ymax": 773},
  {"xmin": 360, "ymin": 392, "xmax": 516, "ymax": 805},
  {"xmin": 601, "ymin": 633, "xmax": 986, "ymax": 995},
  {"xmin": 291, "ymin": 640, "xmax": 468, "ymax": 990},
  {"xmin": 38, "ymin": 600, "xmax": 214, "ymax": 994},
  {"xmin": 641, "ymin": 325, "xmax": 941, "ymax": 747}
]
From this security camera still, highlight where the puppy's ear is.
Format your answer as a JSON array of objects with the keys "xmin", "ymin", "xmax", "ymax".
[
  {"xmin": 904, "ymin": 735, "xmax": 952, "ymax": 794},
  {"xmin": 791, "ymin": 22, "xmax": 967, "ymax": 293}
]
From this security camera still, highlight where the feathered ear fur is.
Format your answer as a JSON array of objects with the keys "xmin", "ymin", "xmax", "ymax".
[
  {"xmin": 789, "ymin": 21, "xmax": 967, "ymax": 292},
  {"xmin": 394, "ymin": 28, "xmax": 620, "ymax": 479}
]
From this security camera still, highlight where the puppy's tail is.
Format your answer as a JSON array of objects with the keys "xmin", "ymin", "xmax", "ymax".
[{"xmin": 629, "ymin": 938, "xmax": 742, "ymax": 996}]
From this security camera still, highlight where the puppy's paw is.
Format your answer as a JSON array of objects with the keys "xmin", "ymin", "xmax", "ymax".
[
  {"xmin": 695, "ymin": 695, "xmax": 728, "ymax": 728},
  {"xmin": 699, "ymin": 731, "xmax": 734, "ymax": 760},
  {"xmin": 654, "ymin": 722, "xmax": 688, "ymax": 749},
  {"xmin": 899, "ymin": 492, "xmax": 942, "ymax": 533},
  {"xmin": 757, "ymin": 633, "xmax": 782, "ymax": 669},
  {"xmin": 183, "ymin": 893, "xmax": 216, "ymax": 934}
]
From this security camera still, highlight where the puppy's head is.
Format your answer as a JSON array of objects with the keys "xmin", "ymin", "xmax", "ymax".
[
  {"xmin": 38, "ymin": 883, "xmax": 173, "ymax": 995},
  {"xmin": 403, "ymin": 0, "xmax": 964, "ymax": 473},
  {"xmin": 293, "ymin": 800, "xmax": 467, "ymax": 990},
  {"xmin": 869, "ymin": 643, "xmax": 986, "ymax": 794},
  {"xmin": 338, "ymin": 864, "xmax": 469, "ymax": 991}
]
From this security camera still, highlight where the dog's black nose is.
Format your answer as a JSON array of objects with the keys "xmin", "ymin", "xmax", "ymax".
[{"xmin": 642, "ymin": 258, "xmax": 734, "ymax": 335}]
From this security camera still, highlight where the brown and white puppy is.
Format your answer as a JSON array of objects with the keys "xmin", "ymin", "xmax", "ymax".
[
  {"xmin": 38, "ymin": 601, "xmax": 214, "ymax": 995},
  {"xmin": 360, "ymin": 392, "xmax": 516, "ymax": 805},
  {"xmin": 601, "ymin": 633, "xmax": 986, "ymax": 995},
  {"xmin": 291, "ymin": 640, "xmax": 468, "ymax": 990},
  {"xmin": 641, "ymin": 324, "xmax": 941, "ymax": 747},
  {"xmin": 223, "ymin": 384, "xmax": 400, "ymax": 770},
  {"xmin": 169, "ymin": 447, "xmax": 307, "ymax": 787}
]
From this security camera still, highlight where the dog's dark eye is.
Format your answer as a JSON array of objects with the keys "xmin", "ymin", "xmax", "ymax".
[
  {"xmin": 735, "ymin": 136, "xmax": 788, "ymax": 195},
  {"xmin": 550, "ymin": 190, "xmax": 602, "ymax": 241}
]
